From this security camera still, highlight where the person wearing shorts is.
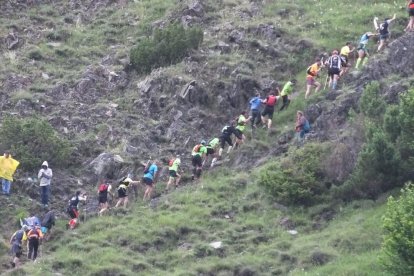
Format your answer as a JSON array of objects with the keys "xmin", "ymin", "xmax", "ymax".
[
  {"xmin": 261, "ymin": 91, "xmax": 280, "ymax": 130},
  {"xmin": 166, "ymin": 156, "xmax": 181, "ymax": 191},
  {"xmin": 374, "ymin": 14, "xmax": 396, "ymax": 52},
  {"xmin": 115, "ymin": 177, "xmax": 132, "ymax": 208},
  {"xmin": 325, "ymin": 50, "xmax": 345, "ymax": 90},
  {"xmin": 205, "ymin": 138, "xmax": 220, "ymax": 168},
  {"xmin": 279, "ymin": 80, "xmax": 296, "ymax": 111},
  {"xmin": 143, "ymin": 160, "xmax": 160, "ymax": 200},
  {"xmin": 305, "ymin": 58, "xmax": 322, "ymax": 99},
  {"xmin": 355, "ymin": 32, "xmax": 376, "ymax": 69},
  {"xmin": 219, "ymin": 122, "xmax": 237, "ymax": 156},
  {"xmin": 340, "ymin": 42, "xmax": 354, "ymax": 75},
  {"xmin": 9, "ymin": 226, "xmax": 28, "ymax": 268}
]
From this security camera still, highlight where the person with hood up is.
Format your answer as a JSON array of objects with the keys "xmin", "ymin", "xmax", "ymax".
[{"xmin": 38, "ymin": 161, "xmax": 53, "ymax": 208}]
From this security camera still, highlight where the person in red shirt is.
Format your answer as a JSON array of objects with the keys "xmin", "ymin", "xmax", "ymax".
[{"xmin": 261, "ymin": 90, "xmax": 280, "ymax": 130}]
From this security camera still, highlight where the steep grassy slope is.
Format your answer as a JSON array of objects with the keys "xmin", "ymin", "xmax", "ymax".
[
  {"xmin": 0, "ymin": 0, "xmax": 411, "ymax": 274},
  {"xmin": 17, "ymin": 170, "xmax": 391, "ymax": 275}
]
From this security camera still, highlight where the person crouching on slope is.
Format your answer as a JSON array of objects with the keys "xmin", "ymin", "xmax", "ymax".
[
  {"xmin": 218, "ymin": 121, "xmax": 238, "ymax": 157},
  {"xmin": 67, "ymin": 191, "xmax": 87, "ymax": 229},
  {"xmin": 305, "ymin": 58, "xmax": 322, "ymax": 99},
  {"xmin": 143, "ymin": 160, "xmax": 160, "ymax": 201},
  {"xmin": 9, "ymin": 225, "xmax": 29, "ymax": 268},
  {"xmin": 191, "ymin": 141, "xmax": 207, "ymax": 181},
  {"xmin": 355, "ymin": 32, "xmax": 376, "ymax": 69},
  {"xmin": 340, "ymin": 42, "xmax": 355, "ymax": 76}
]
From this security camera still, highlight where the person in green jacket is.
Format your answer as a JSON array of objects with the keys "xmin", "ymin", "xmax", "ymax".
[
  {"xmin": 280, "ymin": 79, "xmax": 296, "ymax": 111},
  {"xmin": 204, "ymin": 137, "xmax": 220, "ymax": 168},
  {"xmin": 166, "ymin": 155, "xmax": 181, "ymax": 191}
]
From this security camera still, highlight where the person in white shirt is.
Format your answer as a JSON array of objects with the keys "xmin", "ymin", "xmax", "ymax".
[{"xmin": 38, "ymin": 161, "xmax": 52, "ymax": 208}]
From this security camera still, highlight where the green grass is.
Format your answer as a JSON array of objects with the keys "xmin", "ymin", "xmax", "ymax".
[{"xmin": 15, "ymin": 170, "xmax": 388, "ymax": 275}]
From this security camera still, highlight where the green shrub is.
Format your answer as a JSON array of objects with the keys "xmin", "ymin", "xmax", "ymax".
[
  {"xmin": 0, "ymin": 117, "xmax": 73, "ymax": 171},
  {"xmin": 359, "ymin": 81, "xmax": 386, "ymax": 120},
  {"xmin": 258, "ymin": 143, "xmax": 330, "ymax": 206},
  {"xmin": 381, "ymin": 183, "xmax": 414, "ymax": 275},
  {"xmin": 396, "ymin": 89, "xmax": 414, "ymax": 166},
  {"xmin": 130, "ymin": 24, "xmax": 203, "ymax": 74},
  {"xmin": 384, "ymin": 104, "xmax": 400, "ymax": 142},
  {"xmin": 335, "ymin": 125, "xmax": 400, "ymax": 200}
]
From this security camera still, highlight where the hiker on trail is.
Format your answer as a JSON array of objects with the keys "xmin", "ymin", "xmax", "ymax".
[
  {"xmin": 279, "ymin": 80, "xmax": 296, "ymax": 111},
  {"xmin": 67, "ymin": 191, "xmax": 87, "ymax": 229},
  {"xmin": 406, "ymin": 0, "xmax": 414, "ymax": 32},
  {"xmin": 235, "ymin": 111, "xmax": 249, "ymax": 145},
  {"xmin": 22, "ymin": 215, "xmax": 41, "ymax": 228},
  {"xmin": 97, "ymin": 181, "xmax": 113, "ymax": 215},
  {"xmin": 305, "ymin": 58, "xmax": 322, "ymax": 99},
  {"xmin": 249, "ymin": 92, "xmax": 262, "ymax": 129},
  {"xmin": 143, "ymin": 160, "xmax": 160, "ymax": 200},
  {"xmin": 0, "ymin": 151, "xmax": 20, "ymax": 196},
  {"xmin": 261, "ymin": 91, "xmax": 280, "ymax": 130},
  {"xmin": 9, "ymin": 225, "xmax": 28, "ymax": 268},
  {"xmin": 191, "ymin": 141, "xmax": 207, "ymax": 181},
  {"xmin": 374, "ymin": 14, "xmax": 396, "ymax": 52},
  {"xmin": 40, "ymin": 210, "xmax": 55, "ymax": 239},
  {"xmin": 218, "ymin": 122, "xmax": 238, "ymax": 157},
  {"xmin": 38, "ymin": 161, "xmax": 52, "ymax": 208},
  {"xmin": 115, "ymin": 177, "xmax": 133, "ymax": 208},
  {"xmin": 340, "ymin": 42, "xmax": 355, "ymax": 75},
  {"xmin": 355, "ymin": 32, "xmax": 377, "ymax": 69},
  {"xmin": 205, "ymin": 138, "xmax": 220, "ymax": 168},
  {"xmin": 325, "ymin": 50, "xmax": 346, "ymax": 90},
  {"xmin": 166, "ymin": 155, "xmax": 181, "ymax": 191},
  {"xmin": 27, "ymin": 225, "xmax": 43, "ymax": 261},
  {"xmin": 295, "ymin": 111, "xmax": 310, "ymax": 143}
]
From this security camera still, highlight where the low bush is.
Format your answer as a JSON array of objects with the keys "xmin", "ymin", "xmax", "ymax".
[
  {"xmin": 359, "ymin": 81, "xmax": 385, "ymax": 120},
  {"xmin": 0, "ymin": 117, "xmax": 72, "ymax": 171},
  {"xmin": 381, "ymin": 183, "xmax": 414, "ymax": 275},
  {"xmin": 258, "ymin": 143, "xmax": 330, "ymax": 206},
  {"xmin": 130, "ymin": 24, "xmax": 203, "ymax": 74}
]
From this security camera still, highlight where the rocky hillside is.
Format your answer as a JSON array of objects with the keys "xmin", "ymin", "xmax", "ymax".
[{"xmin": 0, "ymin": 0, "xmax": 412, "ymax": 274}]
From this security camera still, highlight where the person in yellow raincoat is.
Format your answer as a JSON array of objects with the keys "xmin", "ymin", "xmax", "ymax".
[{"xmin": 0, "ymin": 151, "xmax": 20, "ymax": 196}]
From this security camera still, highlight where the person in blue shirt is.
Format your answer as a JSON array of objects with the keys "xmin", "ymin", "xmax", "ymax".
[
  {"xmin": 249, "ymin": 92, "xmax": 263, "ymax": 129},
  {"xmin": 143, "ymin": 160, "xmax": 160, "ymax": 201}
]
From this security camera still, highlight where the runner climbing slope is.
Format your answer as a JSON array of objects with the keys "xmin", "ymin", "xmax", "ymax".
[
  {"xmin": 191, "ymin": 140, "xmax": 207, "ymax": 181},
  {"xmin": 374, "ymin": 14, "xmax": 396, "ymax": 52},
  {"xmin": 279, "ymin": 79, "xmax": 296, "ymax": 111},
  {"xmin": 355, "ymin": 32, "xmax": 377, "ymax": 69},
  {"xmin": 305, "ymin": 58, "xmax": 322, "ymax": 99}
]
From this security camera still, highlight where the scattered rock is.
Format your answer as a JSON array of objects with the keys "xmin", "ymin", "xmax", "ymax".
[
  {"xmin": 209, "ymin": 241, "xmax": 222, "ymax": 249},
  {"xmin": 287, "ymin": 230, "xmax": 298, "ymax": 235},
  {"xmin": 279, "ymin": 216, "xmax": 295, "ymax": 230}
]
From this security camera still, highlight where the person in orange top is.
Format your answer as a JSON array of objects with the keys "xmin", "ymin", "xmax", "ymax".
[
  {"xmin": 27, "ymin": 225, "xmax": 43, "ymax": 261},
  {"xmin": 305, "ymin": 58, "xmax": 322, "ymax": 99}
]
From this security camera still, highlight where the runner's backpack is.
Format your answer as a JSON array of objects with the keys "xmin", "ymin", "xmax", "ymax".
[
  {"xmin": 266, "ymin": 95, "xmax": 277, "ymax": 106},
  {"xmin": 143, "ymin": 162, "xmax": 151, "ymax": 174},
  {"xmin": 98, "ymin": 184, "xmax": 109, "ymax": 193},
  {"xmin": 307, "ymin": 66, "xmax": 316, "ymax": 76},
  {"xmin": 379, "ymin": 21, "xmax": 389, "ymax": 35},
  {"xmin": 168, "ymin": 158, "xmax": 175, "ymax": 167},
  {"xmin": 29, "ymin": 227, "xmax": 40, "ymax": 239},
  {"xmin": 193, "ymin": 144, "xmax": 202, "ymax": 153}
]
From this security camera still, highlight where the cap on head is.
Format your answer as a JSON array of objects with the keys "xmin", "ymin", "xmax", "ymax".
[
  {"xmin": 76, "ymin": 191, "xmax": 81, "ymax": 196},
  {"xmin": 291, "ymin": 79, "xmax": 297, "ymax": 84},
  {"xmin": 201, "ymin": 140, "xmax": 206, "ymax": 145}
]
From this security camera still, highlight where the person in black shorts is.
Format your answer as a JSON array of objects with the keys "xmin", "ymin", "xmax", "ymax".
[
  {"xmin": 219, "ymin": 122, "xmax": 238, "ymax": 157},
  {"xmin": 261, "ymin": 91, "xmax": 279, "ymax": 130},
  {"xmin": 97, "ymin": 181, "xmax": 113, "ymax": 216},
  {"xmin": 325, "ymin": 50, "xmax": 345, "ymax": 90}
]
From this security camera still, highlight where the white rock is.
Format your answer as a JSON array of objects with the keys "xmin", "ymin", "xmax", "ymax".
[
  {"xmin": 209, "ymin": 241, "xmax": 222, "ymax": 249},
  {"xmin": 287, "ymin": 230, "xmax": 298, "ymax": 235}
]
